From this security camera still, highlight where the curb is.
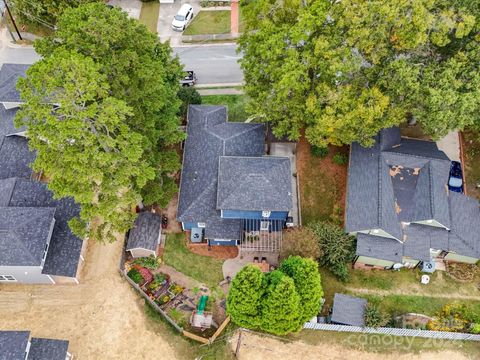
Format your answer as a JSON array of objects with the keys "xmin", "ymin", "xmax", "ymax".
[{"xmin": 195, "ymin": 82, "xmax": 243, "ymax": 88}]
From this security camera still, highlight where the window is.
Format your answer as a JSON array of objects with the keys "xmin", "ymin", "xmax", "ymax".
[
  {"xmin": 197, "ymin": 222, "xmax": 206, "ymax": 228},
  {"xmin": 262, "ymin": 210, "xmax": 271, "ymax": 218},
  {"xmin": 0, "ymin": 275, "xmax": 17, "ymax": 282},
  {"xmin": 260, "ymin": 221, "xmax": 269, "ymax": 231}
]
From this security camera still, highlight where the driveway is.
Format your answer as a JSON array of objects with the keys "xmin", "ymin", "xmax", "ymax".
[
  {"xmin": 437, "ymin": 131, "xmax": 461, "ymax": 162},
  {"xmin": 158, "ymin": 0, "xmax": 201, "ymax": 46}
]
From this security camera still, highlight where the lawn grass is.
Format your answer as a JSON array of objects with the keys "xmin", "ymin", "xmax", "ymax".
[
  {"xmin": 163, "ymin": 233, "xmax": 224, "ymax": 287},
  {"xmin": 201, "ymin": 95, "xmax": 249, "ymax": 122},
  {"xmin": 462, "ymin": 129, "xmax": 480, "ymax": 199},
  {"xmin": 297, "ymin": 140, "xmax": 348, "ymax": 225},
  {"xmin": 184, "ymin": 10, "xmax": 245, "ymax": 36},
  {"xmin": 139, "ymin": 1, "xmax": 160, "ymax": 33}
]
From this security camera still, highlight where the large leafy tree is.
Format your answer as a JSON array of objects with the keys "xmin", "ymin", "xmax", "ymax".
[
  {"xmin": 308, "ymin": 221, "xmax": 356, "ymax": 281},
  {"xmin": 35, "ymin": 3, "xmax": 184, "ymax": 207},
  {"xmin": 279, "ymin": 256, "xmax": 323, "ymax": 325},
  {"xmin": 260, "ymin": 270, "xmax": 301, "ymax": 335},
  {"xmin": 17, "ymin": 3, "xmax": 184, "ymax": 242},
  {"xmin": 239, "ymin": 0, "xmax": 480, "ymax": 146},
  {"xmin": 226, "ymin": 265, "xmax": 265, "ymax": 328},
  {"xmin": 10, "ymin": 0, "xmax": 99, "ymax": 25}
]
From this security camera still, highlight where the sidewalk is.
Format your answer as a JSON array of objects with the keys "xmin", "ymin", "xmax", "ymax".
[{"xmin": 197, "ymin": 87, "xmax": 243, "ymax": 95}]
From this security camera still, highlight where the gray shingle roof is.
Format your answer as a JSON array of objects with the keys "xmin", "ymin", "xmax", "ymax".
[
  {"xmin": 126, "ymin": 212, "xmax": 161, "ymax": 252},
  {"xmin": 0, "ymin": 207, "xmax": 56, "ymax": 266},
  {"xmin": 28, "ymin": 338, "xmax": 69, "ymax": 360},
  {"xmin": 0, "ymin": 331, "xmax": 29, "ymax": 360},
  {"xmin": 0, "ymin": 63, "xmax": 29, "ymax": 103},
  {"xmin": 217, "ymin": 156, "xmax": 292, "ymax": 211},
  {"xmin": 331, "ymin": 293, "xmax": 367, "ymax": 327},
  {"xmin": 3, "ymin": 178, "xmax": 82, "ymax": 277},
  {"xmin": 0, "ymin": 106, "xmax": 25, "ymax": 136},
  {"xmin": 356, "ymin": 233, "xmax": 403, "ymax": 263},
  {"xmin": 177, "ymin": 106, "xmax": 265, "ymax": 223},
  {"xmin": 348, "ymin": 127, "xmax": 480, "ymax": 263},
  {"xmin": 448, "ymin": 191, "xmax": 480, "ymax": 258}
]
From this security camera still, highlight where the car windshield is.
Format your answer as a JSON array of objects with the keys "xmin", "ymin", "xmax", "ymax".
[
  {"xmin": 448, "ymin": 177, "xmax": 462, "ymax": 188},
  {"xmin": 174, "ymin": 15, "xmax": 185, "ymax": 21}
]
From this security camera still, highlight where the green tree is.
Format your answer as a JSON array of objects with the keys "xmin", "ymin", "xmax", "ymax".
[
  {"xmin": 10, "ymin": 0, "xmax": 99, "ymax": 25},
  {"xmin": 364, "ymin": 303, "xmax": 390, "ymax": 328},
  {"xmin": 35, "ymin": 3, "xmax": 184, "ymax": 208},
  {"xmin": 260, "ymin": 270, "xmax": 301, "ymax": 335},
  {"xmin": 239, "ymin": 0, "xmax": 480, "ymax": 146},
  {"xmin": 308, "ymin": 221, "xmax": 356, "ymax": 281},
  {"xmin": 16, "ymin": 49, "xmax": 150, "ymax": 242},
  {"xmin": 17, "ymin": 3, "xmax": 184, "ymax": 242},
  {"xmin": 227, "ymin": 265, "xmax": 265, "ymax": 328},
  {"xmin": 178, "ymin": 86, "xmax": 202, "ymax": 120},
  {"xmin": 280, "ymin": 256, "xmax": 323, "ymax": 325}
]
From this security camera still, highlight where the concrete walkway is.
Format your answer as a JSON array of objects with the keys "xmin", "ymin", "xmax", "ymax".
[
  {"xmin": 198, "ymin": 87, "xmax": 244, "ymax": 95},
  {"xmin": 437, "ymin": 131, "xmax": 461, "ymax": 162}
]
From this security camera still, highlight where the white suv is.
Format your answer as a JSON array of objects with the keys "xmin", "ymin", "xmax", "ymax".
[{"xmin": 172, "ymin": 4, "xmax": 193, "ymax": 32}]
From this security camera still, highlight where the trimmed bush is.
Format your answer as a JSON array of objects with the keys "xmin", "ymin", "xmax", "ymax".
[
  {"xmin": 311, "ymin": 145, "xmax": 329, "ymax": 158},
  {"xmin": 364, "ymin": 303, "xmax": 390, "ymax": 328},
  {"xmin": 332, "ymin": 153, "xmax": 348, "ymax": 165},
  {"xmin": 127, "ymin": 268, "xmax": 144, "ymax": 284}
]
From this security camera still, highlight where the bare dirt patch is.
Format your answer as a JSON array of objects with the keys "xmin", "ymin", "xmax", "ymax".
[
  {"xmin": 232, "ymin": 331, "xmax": 474, "ymax": 360},
  {"xmin": 296, "ymin": 135, "xmax": 348, "ymax": 225},
  {"xmin": 188, "ymin": 243, "xmax": 239, "ymax": 259},
  {"xmin": 0, "ymin": 238, "xmax": 182, "ymax": 360},
  {"xmin": 155, "ymin": 195, "xmax": 182, "ymax": 234}
]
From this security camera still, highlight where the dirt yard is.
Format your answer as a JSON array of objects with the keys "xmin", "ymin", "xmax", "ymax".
[
  {"xmin": 0, "ymin": 238, "xmax": 181, "ymax": 359},
  {"xmin": 232, "ymin": 331, "xmax": 475, "ymax": 360}
]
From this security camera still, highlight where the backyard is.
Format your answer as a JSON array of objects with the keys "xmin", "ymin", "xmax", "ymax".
[
  {"xmin": 462, "ymin": 129, "xmax": 480, "ymax": 199},
  {"xmin": 183, "ymin": 10, "xmax": 245, "ymax": 36},
  {"xmin": 201, "ymin": 94, "xmax": 249, "ymax": 122},
  {"xmin": 296, "ymin": 137, "xmax": 348, "ymax": 226},
  {"xmin": 163, "ymin": 233, "xmax": 225, "ymax": 288}
]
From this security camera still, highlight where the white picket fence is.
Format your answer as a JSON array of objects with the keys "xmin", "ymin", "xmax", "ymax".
[{"xmin": 304, "ymin": 322, "xmax": 480, "ymax": 341}]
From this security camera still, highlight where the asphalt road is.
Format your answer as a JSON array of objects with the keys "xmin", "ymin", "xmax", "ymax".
[
  {"xmin": 0, "ymin": 39, "xmax": 243, "ymax": 86},
  {"xmin": 173, "ymin": 44, "xmax": 243, "ymax": 85}
]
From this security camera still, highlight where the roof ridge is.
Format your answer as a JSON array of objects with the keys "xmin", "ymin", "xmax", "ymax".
[
  {"xmin": 427, "ymin": 161, "xmax": 435, "ymax": 219},
  {"xmin": 207, "ymin": 121, "xmax": 263, "ymax": 141},
  {"xmin": 382, "ymin": 149, "xmax": 449, "ymax": 162},
  {"xmin": 377, "ymin": 155, "xmax": 383, "ymax": 229}
]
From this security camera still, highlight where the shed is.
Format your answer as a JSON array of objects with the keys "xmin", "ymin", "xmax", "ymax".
[
  {"xmin": 330, "ymin": 293, "xmax": 367, "ymax": 327},
  {"xmin": 126, "ymin": 212, "xmax": 162, "ymax": 258}
]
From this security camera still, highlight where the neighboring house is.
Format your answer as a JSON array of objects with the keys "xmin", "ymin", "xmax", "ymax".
[
  {"xmin": 0, "ymin": 331, "xmax": 72, "ymax": 360},
  {"xmin": 0, "ymin": 64, "xmax": 85, "ymax": 284},
  {"xmin": 126, "ymin": 211, "xmax": 162, "ymax": 258},
  {"xmin": 346, "ymin": 127, "xmax": 480, "ymax": 269},
  {"xmin": 177, "ymin": 105, "xmax": 293, "ymax": 249},
  {"xmin": 0, "ymin": 63, "xmax": 29, "ymax": 109},
  {"xmin": 330, "ymin": 293, "xmax": 367, "ymax": 327}
]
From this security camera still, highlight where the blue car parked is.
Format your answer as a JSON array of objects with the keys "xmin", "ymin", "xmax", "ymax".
[{"xmin": 448, "ymin": 161, "xmax": 464, "ymax": 193}]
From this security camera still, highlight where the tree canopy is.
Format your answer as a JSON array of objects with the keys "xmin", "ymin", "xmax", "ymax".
[
  {"xmin": 239, "ymin": 0, "xmax": 480, "ymax": 147},
  {"xmin": 10, "ymin": 0, "xmax": 100, "ymax": 25},
  {"xmin": 227, "ymin": 257, "xmax": 323, "ymax": 334},
  {"xmin": 280, "ymin": 256, "xmax": 323, "ymax": 325},
  {"xmin": 260, "ymin": 270, "xmax": 301, "ymax": 335},
  {"xmin": 308, "ymin": 221, "xmax": 356, "ymax": 281},
  {"xmin": 226, "ymin": 265, "xmax": 265, "ymax": 328},
  {"xmin": 17, "ymin": 3, "xmax": 184, "ymax": 242}
]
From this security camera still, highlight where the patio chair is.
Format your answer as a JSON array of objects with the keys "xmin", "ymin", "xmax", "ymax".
[
  {"xmin": 261, "ymin": 257, "xmax": 267, "ymax": 263},
  {"xmin": 253, "ymin": 257, "xmax": 259, "ymax": 263}
]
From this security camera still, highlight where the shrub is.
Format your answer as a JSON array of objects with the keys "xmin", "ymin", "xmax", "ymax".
[
  {"xmin": 471, "ymin": 323, "xmax": 480, "ymax": 334},
  {"xmin": 332, "ymin": 153, "xmax": 348, "ymax": 165},
  {"xmin": 427, "ymin": 303, "xmax": 474, "ymax": 332},
  {"xmin": 178, "ymin": 86, "xmax": 202, "ymax": 120},
  {"xmin": 308, "ymin": 221, "xmax": 356, "ymax": 281},
  {"xmin": 364, "ymin": 303, "xmax": 389, "ymax": 328},
  {"xmin": 127, "ymin": 268, "xmax": 144, "ymax": 284},
  {"xmin": 133, "ymin": 255, "xmax": 161, "ymax": 270},
  {"xmin": 280, "ymin": 228, "xmax": 321, "ymax": 260},
  {"xmin": 311, "ymin": 145, "xmax": 328, "ymax": 158}
]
